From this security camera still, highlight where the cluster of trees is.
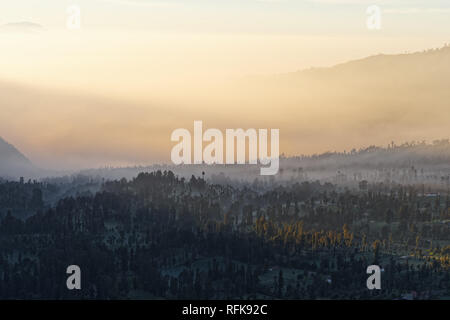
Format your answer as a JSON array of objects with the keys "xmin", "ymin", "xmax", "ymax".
[
  {"xmin": 0, "ymin": 170, "xmax": 449, "ymax": 299},
  {"xmin": 0, "ymin": 179, "xmax": 50, "ymax": 221}
]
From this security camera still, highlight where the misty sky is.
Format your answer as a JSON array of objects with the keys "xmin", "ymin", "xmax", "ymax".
[
  {"xmin": 2, "ymin": 0, "xmax": 450, "ymax": 91},
  {"xmin": 0, "ymin": 0, "xmax": 449, "ymax": 170}
]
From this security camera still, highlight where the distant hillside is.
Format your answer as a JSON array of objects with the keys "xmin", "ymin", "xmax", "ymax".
[
  {"xmin": 235, "ymin": 45, "xmax": 450, "ymax": 155},
  {"xmin": 0, "ymin": 137, "xmax": 36, "ymax": 178},
  {"xmin": 265, "ymin": 45, "xmax": 450, "ymax": 105},
  {"xmin": 285, "ymin": 45, "xmax": 450, "ymax": 82}
]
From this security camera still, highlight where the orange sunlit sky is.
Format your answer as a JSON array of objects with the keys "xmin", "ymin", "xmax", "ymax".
[{"xmin": 1, "ymin": 0, "xmax": 450, "ymax": 170}]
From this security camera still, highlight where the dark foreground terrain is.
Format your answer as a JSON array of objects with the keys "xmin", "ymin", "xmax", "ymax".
[{"xmin": 0, "ymin": 167, "xmax": 449, "ymax": 300}]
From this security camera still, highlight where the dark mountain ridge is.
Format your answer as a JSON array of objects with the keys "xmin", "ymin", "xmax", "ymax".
[{"xmin": 0, "ymin": 137, "xmax": 37, "ymax": 179}]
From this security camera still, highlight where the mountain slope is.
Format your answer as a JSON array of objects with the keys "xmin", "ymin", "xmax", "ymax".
[{"xmin": 0, "ymin": 137, "xmax": 36, "ymax": 178}]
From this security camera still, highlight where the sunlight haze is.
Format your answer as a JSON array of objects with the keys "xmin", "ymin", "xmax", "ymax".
[{"xmin": 1, "ymin": 0, "xmax": 449, "ymax": 170}]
